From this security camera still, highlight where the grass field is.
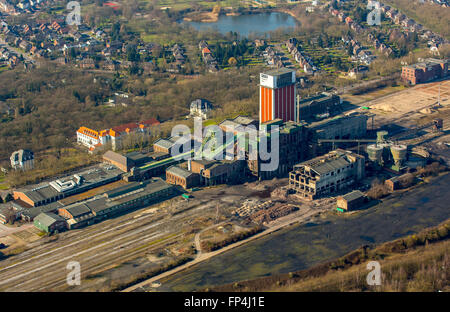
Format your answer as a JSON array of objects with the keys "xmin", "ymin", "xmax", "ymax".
[
  {"xmin": 0, "ymin": 172, "xmax": 8, "ymax": 190},
  {"xmin": 155, "ymin": 0, "xmax": 243, "ymax": 11}
]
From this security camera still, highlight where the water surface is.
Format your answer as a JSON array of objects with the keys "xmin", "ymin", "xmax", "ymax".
[{"xmin": 184, "ymin": 12, "xmax": 298, "ymax": 37}]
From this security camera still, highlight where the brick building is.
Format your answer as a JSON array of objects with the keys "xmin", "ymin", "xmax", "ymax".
[
  {"xmin": 103, "ymin": 150, "xmax": 134, "ymax": 172},
  {"xmin": 336, "ymin": 190, "xmax": 366, "ymax": 212},
  {"xmin": 166, "ymin": 166, "xmax": 199, "ymax": 189},
  {"xmin": 190, "ymin": 159, "xmax": 245, "ymax": 186},
  {"xmin": 401, "ymin": 58, "xmax": 448, "ymax": 85}
]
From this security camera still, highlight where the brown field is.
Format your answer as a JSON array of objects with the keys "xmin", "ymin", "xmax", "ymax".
[
  {"xmin": 370, "ymin": 80, "xmax": 449, "ymax": 113},
  {"xmin": 343, "ymin": 79, "xmax": 450, "ymax": 130}
]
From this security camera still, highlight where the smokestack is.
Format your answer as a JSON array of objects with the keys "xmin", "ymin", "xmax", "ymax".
[{"xmin": 296, "ymin": 94, "xmax": 300, "ymax": 123}]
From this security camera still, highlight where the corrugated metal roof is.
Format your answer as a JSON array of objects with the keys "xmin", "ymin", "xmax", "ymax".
[
  {"xmin": 65, "ymin": 204, "xmax": 91, "ymax": 218},
  {"xmin": 166, "ymin": 166, "xmax": 193, "ymax": 179},
  {"xmin": 154, "ymin": 139, "xmax": 174, "ymax": 149},
  {"xmin": 310, "ymin": 157, "xmax": 350, "ymax": 175},
  {"xmin": 340, "ymin": 190, "xmax": 365, "ymax": 202},
  {"xmin": 34, "ymin": 212, "xmax": 64, "ymax": 227}
]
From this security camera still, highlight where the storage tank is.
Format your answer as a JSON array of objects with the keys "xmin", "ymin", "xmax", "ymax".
[
  {"xmin": 376, "ymin": 130, "xmax": 389, "ymax": 143},
  {"xmin": 367, "ymin": 144, "xmax": 384, "ymax": 164},
  {"xmin": 379, "ymin": 143, "xmax": 391, "ymax": 163},
  {"xmin": 390, "ymin": 144, "xmax": 407, "ymax": 166}
]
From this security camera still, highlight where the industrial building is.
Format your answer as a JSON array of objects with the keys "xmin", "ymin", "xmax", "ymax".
[
  {"xmin": 259, "ymin": 68, "xmax": 297, "ymax": 124},
  {"xmin": 19, "ymin": 202, "xmax": 63, "ymax": 222},
  {"xmin": 336, "ymin": 190, "xmax": 366, "ymax": 212},
  {"xmin": 56, "ymin": 178, "xmax": 175, "ymax": 229},
  {"xmin": 385, "ymin": 173, "xmax": 414, "ymax": 191},
  {"xmin": 309, "ymin": 112, "xmax": 368, "ymax": 140},
  {"xmin": 219, "ymin": 116, "xmax": 258, "ymax": 134},
  {"xmin": 298, "ymin": 92, "xmax": 342, "ymax": 121},
  {"xmin": 190, "ymin": 159, "xmax": 245, "ymax": 186},
  {"xmin": 153, "ymin": 138, "xmax": 177, "ymax": 154},
  {"xmin": 0, "ymin": 204, "xmax": 17, "ymax": 224},
  {"xmin": 103, "ymin": 150, "xmax": 172, "ymax": 173},
  {"xmin": 13, "ymin": 165, "xmax": 122, "ymax": 207},
  {"xmin": 103, "ymin": 151, "xmax": 134, "ymax": 172},
  {"xmin": 289, "ymin": 149, "xmax": 365, "ymax": 200},
  {"xmin": 249, "ymin": 119, "xmax": 309, "ymax": 180},
  {"xmin": 166, "ymin": 165, "xmax": 199, "ymax": 189},
  {"xmin": 365, "ymin": 131, "xmax": 410, "ymax": 171},
  {"xmin": 153, "ymin": 135, "xmax": 193, "ymax": 155},
  {"xmin": 401, "ymin": 58, "xmax": 448, "ymax": 85},
  {"xmin": 33, "ymin": 212, "xmax": 67, "ymax": 233}
]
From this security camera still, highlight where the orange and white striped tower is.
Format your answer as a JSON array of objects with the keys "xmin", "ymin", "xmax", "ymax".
[{"xmin": 259, "ymin": 68, "xmax": 297, "ymax": 124}]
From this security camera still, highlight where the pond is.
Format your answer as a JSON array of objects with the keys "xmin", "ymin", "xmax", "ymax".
[{"xmin": 182, "ymin": 12, "xmax": 298, "ymax": 37}]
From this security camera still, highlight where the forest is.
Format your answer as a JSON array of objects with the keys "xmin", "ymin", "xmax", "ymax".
[{"xmin": 0, "ymin": 64, "xmax": 261, "ymax": 162}]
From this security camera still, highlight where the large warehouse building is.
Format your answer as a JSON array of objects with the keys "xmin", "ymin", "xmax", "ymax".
[
  {"xmin": 57, "ymin": 178, "xmax": 175, "ymax": 229},
  {"xmin": 13, "ymin": 165, "xmax": 122, "ymax": 207}
]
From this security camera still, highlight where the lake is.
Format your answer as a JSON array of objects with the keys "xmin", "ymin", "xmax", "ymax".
[{"xmin": 183, "ymin": 12, "xmax": 298, "ymax": 37}]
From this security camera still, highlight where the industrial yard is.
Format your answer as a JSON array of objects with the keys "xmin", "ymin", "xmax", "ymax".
[
  {"xmin": 0, "ymin": 66, "xmax": 449, "ymax": 292},
  {"xmin": 0, "ymin": 175, "xmax": 329, "ymax": 291}
]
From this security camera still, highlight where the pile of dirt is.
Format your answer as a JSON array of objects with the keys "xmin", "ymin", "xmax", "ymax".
[{"xmin": 271, "ymin": 186, "xmax": 289, "ymax": 200}]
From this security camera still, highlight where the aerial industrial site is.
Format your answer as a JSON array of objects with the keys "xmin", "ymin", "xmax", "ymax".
[{"xmin": 0, "ymin": 0, "xmax": 449, "ymax": 302}]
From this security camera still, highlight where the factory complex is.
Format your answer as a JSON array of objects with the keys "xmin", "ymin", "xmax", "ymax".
[{"xmin": 1, "ymin": 68, "xmax": 445, "ymax": 232}]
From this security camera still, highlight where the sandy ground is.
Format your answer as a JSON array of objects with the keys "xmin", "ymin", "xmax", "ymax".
[{"xmin": 356, "ymin": 79, "xmax": 450, "ymax": 129}]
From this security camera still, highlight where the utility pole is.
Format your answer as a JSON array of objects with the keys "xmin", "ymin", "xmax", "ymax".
[
  {"xmin": 215, "ymin": 203, "xmax": 220, "ymax": 224},
  {"xmin": 437, "ymin": 83, "xmax": 441, "ymax": 107}
]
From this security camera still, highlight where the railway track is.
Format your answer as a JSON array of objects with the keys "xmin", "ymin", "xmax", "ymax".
[{"xmin": 0, "ymin": 202, "xmax": 198, "ymax": 291}]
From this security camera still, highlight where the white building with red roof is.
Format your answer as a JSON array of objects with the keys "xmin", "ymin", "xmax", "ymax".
[{"xmin": 76, "ymin": 118, "xmax": 160, "ymax": 152}]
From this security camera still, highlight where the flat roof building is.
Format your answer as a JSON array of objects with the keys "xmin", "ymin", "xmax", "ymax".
[
  {"xmin": 308, "ymin": 112, "xmax": 368, "ymax": 140},
  {"xmin": 103, "ymin": 150, "xmax": 133, "ymax": 172},
  {"xmin": 401, "ymin": 58, "xmax": 448, "ymax": 85},
  {"xmin": 13, "ymin": 165, "xmax": 122, "ymax": 207},
  {"xmin": 57, "ymin": 178, "xmax": 175, "ymax": 229},
  {"xmin": 298, "ymin": 92, "xmax": 342, "ymax": 121}
]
